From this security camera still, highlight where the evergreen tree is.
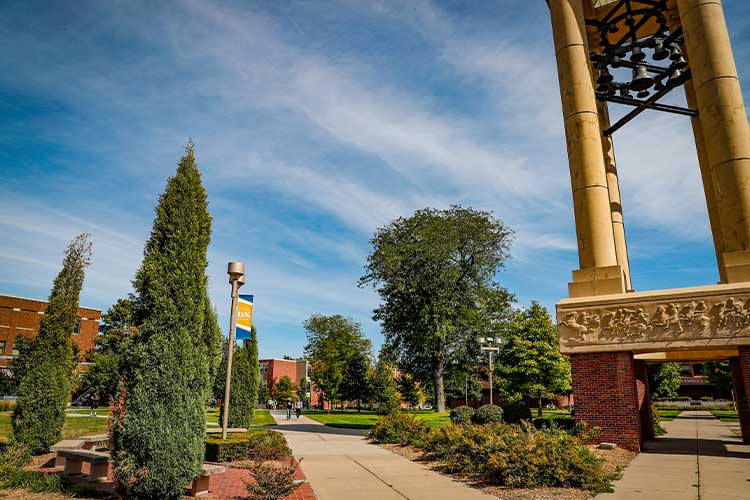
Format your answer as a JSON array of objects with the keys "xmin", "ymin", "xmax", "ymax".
[
  {"xmin": 258, "ymin": 380, "xmax": 270, "ymax": 406},
  {"xmin": 222, "ymin": 326, "xmax": 260, "ymax": 427},
  {"xmin": 12, "ymin": 233, "xmax": 92, "ymax": 453},
  {"xmin": 703, "ymin": 361, "xmax": 733, "ymax": 399},
  {"xmin": 202, "ymin": 300, "xmax": 223, "ymax": 393},
  {"xmin": 111, "ymin": 142, "xmax": 215, "ymax": 500},
  {"xmin": 371, "ymin": 357, "xmax": 399, "ymax": 415},
  {"xmin": 213, "ymin": 337, "xmax": 229, "ymax": 400},
  {"xmin": 497, "ymin": 302, "xmax": 571, "ymax": 417}
]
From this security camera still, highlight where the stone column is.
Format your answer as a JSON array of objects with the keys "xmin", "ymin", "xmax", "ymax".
[
  {"xmin": 598, "ymin": 101, "xmax": 633, "ymax": 291},
  {"xmin": 634, "ymin": 360, "xmax": 655, "ymax": 442},
  {"xmin": 684, "ymin": 77, "xmax": 727, "ymax": 283},
  {"xmin": 677, "ymin": 0, "xmax": 750, "ymax": 282},
  {"xmin": 729, "ymin": 346, "xmax": 750, "ymax": 443},
  {"xmin": 570, "ymin": 351, "xmax": 642, "ymax": 451},
  {"xmin": 548, "ymin": 0, "xmax": 624, "ymax": 297}
]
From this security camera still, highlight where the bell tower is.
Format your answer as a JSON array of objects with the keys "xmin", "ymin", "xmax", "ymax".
[{"xmin": 545, "ymin": 0, "xmax": 750, "ymax": 451}]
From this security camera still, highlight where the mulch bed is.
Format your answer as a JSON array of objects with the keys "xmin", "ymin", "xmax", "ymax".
[{"xmin": 379, "ymin": 443, "xmax": 636, "ymax": 500}]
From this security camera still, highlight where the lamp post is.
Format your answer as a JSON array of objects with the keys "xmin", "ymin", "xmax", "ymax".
[
  {"xmin": 478, "ymin": 337, "xmax": 503, "ymax": 406},
  {"xmin": 221, "ymin": 261, "xmax": 245, "ymax": 440}
]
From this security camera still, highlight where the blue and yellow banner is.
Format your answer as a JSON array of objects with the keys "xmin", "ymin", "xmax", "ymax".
[{"xmin": 236, "ymin": 294, "xmax": 254, "ymax": 341}]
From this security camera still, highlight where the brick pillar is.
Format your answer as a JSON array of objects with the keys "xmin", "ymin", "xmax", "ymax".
[
  {"xmin": 570, "ymin": 351, "xmax": 641, "ymax": 451},
  {"xmin": 634, "ymin": 360, "xmax": 655, "ymax": 442},
  {"xmin": 730, "ymin": 346, "xmax": 750, "ymax": 443}
]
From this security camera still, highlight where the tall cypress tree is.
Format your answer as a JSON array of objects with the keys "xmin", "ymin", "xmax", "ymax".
[
  {"xmin": 112, "ymin": 142, "xmax": 214, "ymax": 500},
  {"xmin": 12, "ymin": 233, "xmax": 92, "ymax": 453},
  {"xmin": 221, "ymin": 326, "xmax": 260, "ymax": 427}
]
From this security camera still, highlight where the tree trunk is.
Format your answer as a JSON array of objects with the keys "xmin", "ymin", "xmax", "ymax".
[{"xmin": 434, "ymin": 358, "xmax": 446, "ymax": 413}]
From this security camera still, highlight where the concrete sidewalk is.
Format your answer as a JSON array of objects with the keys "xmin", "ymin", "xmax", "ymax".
[
  {"xmin": 270, "ymin": 411, "xmax": 494, "ymax": 500},
  {"xmin": 598, "ymin": 411, "xmax": 750, "ymax": 499}
]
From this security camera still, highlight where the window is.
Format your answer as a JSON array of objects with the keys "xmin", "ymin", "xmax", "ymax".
[
  {"xmin": 0, "ymin": 341, "xmax": 5, "ymax": 355},
  {"xmin": 73, "ymin": 319, "xmax": 81, "ymax": 335}
]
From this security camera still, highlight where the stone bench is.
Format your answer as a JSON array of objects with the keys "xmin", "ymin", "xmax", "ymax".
[
  {"xmin": 79, "ymin": 434, "xmax": 109, "ymax": 450},
  {"xmin": 58, "ymin": 449, "xmax": 110, "ymax": 483},
  {"xmin": 191, "ymin": 463, "xmax": 227, "ymax": 497}
]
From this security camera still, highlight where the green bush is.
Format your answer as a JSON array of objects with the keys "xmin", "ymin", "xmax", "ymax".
[
  {"xmin": 426, "ymin": 422, "xmax": 614, "ymax": 493},
  {"xmin": 473, "ymin": 404, "xmax": 504, "ymax": 424},
  {"xmin": 13, "ymin": 234, "xmax": 92, "ymax": 454},
  {"xmin": 0, "ymin": 441, "xmax": 31, "ymax": 467},
  {"xmin": 367, "ymin": 413, "xmax": 430, "ymax": 445},
  {"xmin": 501, "ymin": 403, "xmax": 532, "ymax": 423},
  {"xmin": 111, "ymin": 143, "xmax": 219, "ymax": 500},
  {"xmin": 450, "ymin": 405, "xmax": 475, "ymax": 425},
  {"xmin": 533, "ymin": 415, "xmax": 577, "ymax": 431},
  {"xmin": 205, "ymin": 430, "xmax": 290, "ymax": 462},
  {"xmin": 0, "ymin": 465, "xmax": 63, "ymax": 493},
  {"xmin": 652, "ymin": 403, "xmax": 666, "ymax": 436}
]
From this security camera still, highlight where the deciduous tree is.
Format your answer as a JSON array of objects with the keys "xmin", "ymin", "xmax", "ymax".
[
  {"xmin": 274, "ymin": 375, "xmax": 297, "ymax": 402},
  {"xmin": 360, "ymin": 206, "xmax": 513, "ymax": 412},
  {"xmin": 497, "ymin": 302, "xmax": 571, "ymax": 417},
  {"xmin": 652, "ymin": 362, "xmax": 682, "ymax": 399}
]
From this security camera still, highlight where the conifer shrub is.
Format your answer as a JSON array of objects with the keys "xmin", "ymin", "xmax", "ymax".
[
  {"xmin": 473, "ymin": 404, "xmax": 504, "ymax": 424},
  {"xmin": 223, "ymin": 327, "xmax": 260, "ymax": 428},
  {"xmin": 111, "ymin": 142, "xmax": 217, "ymax": 500},
  {"xmin": 243, "ymin": 459, "xmax": 302, "ymax": 500},
  {"xmin": 367, "ymin": 413, "xmax": 430, "ymax": 445},
  {"xmin": 425, "ymin": 422, "xmax": 614, "ymax": 493},
  {"xmin": 12, "ymin": 234, "xmax": 92, "ymax": 454},
  {"xmin": 449, "ymin": 405, "xmax": 475, "ymax": 425}
]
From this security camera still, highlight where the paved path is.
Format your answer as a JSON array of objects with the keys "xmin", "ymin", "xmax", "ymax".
[
  {"xmin": 598, "ymin": 411, "xmax": 750, "ymax": 499},
  {"xmin": 270, "ymin": 411, "xmax": 493, "ymax": 500}
]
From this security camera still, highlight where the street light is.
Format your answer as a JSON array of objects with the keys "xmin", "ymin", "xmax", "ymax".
[
  {"xmin": 221, "ymin": 261, "xmax": 246, "ymax": 440},
  {"xmin": 478, "ymin": 337, "xmax": 503, "ymax": 406}
]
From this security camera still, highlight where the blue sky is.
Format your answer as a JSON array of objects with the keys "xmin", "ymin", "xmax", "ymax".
[{"xmin": 1, "ymin": 1, "xmax": 749, "ymax": 358}]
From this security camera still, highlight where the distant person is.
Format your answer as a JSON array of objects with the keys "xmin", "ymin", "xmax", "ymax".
[
  {"xmin": 286, "ymin": 398, "xmax": 292, "ymax": 420},
  {"xmin": 90, "ymin": 392, "xmax": 100, "ymax": 416},
  {"xmin": 295, "ymin": 399, "xmax": 302, "ymax": 419},
  {"xmin": 209, "ymin": 398, "xmax": 217, "ymax": 409}
]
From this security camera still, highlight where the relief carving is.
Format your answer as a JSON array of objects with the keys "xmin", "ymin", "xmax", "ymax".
[{"xmin": 558, "ymin": 296, "xmax": 750, "ymax": 346}]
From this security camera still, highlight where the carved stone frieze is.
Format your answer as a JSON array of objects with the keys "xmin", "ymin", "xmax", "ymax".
[{"xmin": 556, "ymin": 284, "xmax": 750, "ymax": 353}]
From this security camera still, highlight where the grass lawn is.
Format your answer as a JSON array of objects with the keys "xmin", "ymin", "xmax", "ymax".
[
  {"xmin": 206, "ymin": 408, "xmax": 276, "ymax": 426},
  {"xmin": 658, "ymin": 409, "xmax": 682, "ymax": 421},
  {"xmin": 0, "ymin": 412, "xmax": 109, "ymax": 445},
  {"xmin": 711, "ymin": 409, "xmax": 739, "ymax": 422}
]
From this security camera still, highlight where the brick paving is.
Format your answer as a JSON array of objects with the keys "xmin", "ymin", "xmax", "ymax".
[{"xmin": 39, "ymin": 456, "xmax": 316, "ymax": 499}]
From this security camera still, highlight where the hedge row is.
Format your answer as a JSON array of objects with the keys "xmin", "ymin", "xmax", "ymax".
[{"xmin": 204, "ymin": 430, "xmax": 290, "ymax": 462}]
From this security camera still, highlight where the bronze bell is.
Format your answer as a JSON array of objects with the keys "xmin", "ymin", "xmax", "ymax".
[
  {"xmin": 669, "ymin": 68, "xmax": 683, "ymax": 82},
  {"xmin": 669, "ymin": 43, "xmax": 683, "ymax": 61},
  {"xmin": 637, "ymin": 89, "xmax": 650, "ymax": 99},
  {"xmin": 619, "ymin": 87, "xmax": 632, "ymax": 98},
  {"xmin": 630, "ymin": 45, "xmax": 646, "ymax": 62},
  {"xmin": 611, "ymin": 53, "xmax": 623, "ymax": 68},
  {"xmin": 674, "ymin": 55, "xmax": 688, "ymax": 70},
  {"xmin": 597, "ymin": 67, "xmax": 614, "ymax": 85},
  {"xmin": 653, "ymin": 38, "xmax": 670, "ymax": 61},
  {"xmin": 630, "ymin": 65, "xmax": 654, "ymax": 91}
]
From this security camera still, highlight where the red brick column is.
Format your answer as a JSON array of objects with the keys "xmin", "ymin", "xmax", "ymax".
[
  {"xmin": 634, "ymin": 360, "xmax": 655, "ymax": 442},
  {"xmin": 570, "ymin": 351, "xmax": 641, "ymax": 451},
  {"xmin": 730, "ymin": 346, "xmax": 750, "ymax": 444}
]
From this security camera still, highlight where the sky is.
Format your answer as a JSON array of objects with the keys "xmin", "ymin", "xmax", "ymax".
[{"xmin": 1, "ymin": 0, "xmax": 749, "ymax": 359}]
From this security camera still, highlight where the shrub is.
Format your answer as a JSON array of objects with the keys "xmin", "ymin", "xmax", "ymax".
[
  {"xmin": 0, "ymin": 401, "xmax": 15, "ymax": 412},
  {"xmin": 222, "ymin": 338, "xmax": 259, "ymax": 428},
  {"xmin": 533, "ymin": 415, "xmax": 577, "ymax": 432},
  {"xmin": 502, "ymin": 403, "xmax": 532, "ymax": 423},
  {"xmin": 367, "ymin": 413, "xmax": 430, "ymax": 445},
  {"xmin": 0, "ymin": 441, "xmax": 31, "ymax": 467},
  {"xmin": 205, "ymin": 430, "xmax": 290, "ymax": 462},
  {"xmin": 450, "ymin": 405, "xmax": 475, "ymax": 425},
  {"xmin": 426, "ymin": 422, "xmax": 614, "ymax": 493},
  {"xmin": 473, "ymin": 404, "xmax": 504, "ymax": 424},
  {"xmin": 13, "ymin": 234, "xmax": 92, "ymax": 454},
  {"xmin": 652, "ymin": 403, "xmax": 666, "ymax": 436},
  {"xmin": 243, "ymin": 459, "xmax": 302, "ymax": 500},
  {"xmin": 0, "ymin": 465, "xmax": 63, "ymax": 493},
  {"xmin": 700, "ymin": 396, "xmax": 714, "ymax": 402},
  {"xmin": 111, "ymin": 143, "xmax": 218, "ymax": 500}
]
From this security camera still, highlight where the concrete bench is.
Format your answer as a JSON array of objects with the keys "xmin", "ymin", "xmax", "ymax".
[
  {"xmin": 58, "ymin": 449, "xmax": 110, "ymax": 483},
  {"xmin": 51, "ymin": 440, "xmax": 85, "ymax": 467},
  {"xmin": 79, "ymin": 434, "xmax": 110, "ymax": 450},
  {"xmin": 191, "ymin": 463, "xmax": 227, "ymax": 497}
]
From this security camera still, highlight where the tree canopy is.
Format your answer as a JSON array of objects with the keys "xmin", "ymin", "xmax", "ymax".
[
  {"xmin": 496, "ymin": 302, "xmax": 571, "ymax": 417},
  {"xmin": 360, "ymin": 205, "xmax": 513, "ymax": 411}
]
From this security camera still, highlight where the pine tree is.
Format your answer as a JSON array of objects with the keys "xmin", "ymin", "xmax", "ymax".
[
  {"xmin": 371, "ymin": 357, "xmax": 399, "ymax": 415},
  {"xmin": 202, "ymin": 300, "xmax": 223, "ymax": 393},
  {"xmin": 245, "ymin": 326, "xmax": 260, "ymax": 416},
  {"xmin": 111, "ymin": 142, "xmax": 215, "ymax": 500},
  {"xmin": 12, "ymin": 233, "xmax": 92, "ymax": 453}
]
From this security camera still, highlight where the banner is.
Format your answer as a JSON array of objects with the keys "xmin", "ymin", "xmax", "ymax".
[{"xmin": 236, "ymin": 294, "xmax": 254, "ymax": 341}]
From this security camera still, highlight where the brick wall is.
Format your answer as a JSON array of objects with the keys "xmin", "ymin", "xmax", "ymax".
[
  {"xmin": 634, "ymin": 360, "xmax": 654, "ymax": 441},
  {"xmin": 730, "ymin": 346, "xmax": 750, "ymax": 443},
  {"xmin": 0, "ymin": 294, "xmax": 100, "ymax": 369},
  {"xmin": 570, "ymin": 351, "xmax": 642, "ymax": 451}
]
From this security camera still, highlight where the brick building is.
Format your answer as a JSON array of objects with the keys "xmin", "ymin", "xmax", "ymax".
[
  {"xmin": 259, "ymin": 358, "xmax": 320, "ymax": 407},
  {"xmin": 0, "ymin": 294, "xmax": 100, "ymax": 370}
]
